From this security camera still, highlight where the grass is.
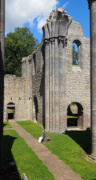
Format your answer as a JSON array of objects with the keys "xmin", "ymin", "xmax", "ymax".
[
  {"xmin": 17, "ymin": 121, "xmax": 96, "ymax": 180},
  {"xmin": 3, "ymin": 122, "xmax": 12, "ymax": 128},
  {"xmin": 67, "ymin": 116, "xmax": 78, "ymax": 118},
  {"xmin": 3, "ymin": 130, "xmax": 54, "ymax": 180}
]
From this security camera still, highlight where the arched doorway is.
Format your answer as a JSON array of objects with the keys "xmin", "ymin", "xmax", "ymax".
[
  {"xmin": 67, "ymin": 102, "xmax": 83, "ymax": 128},
  {"xmin": 7, "ymin": 102, "xmax": 15, "ymax": 120},
  {"xmin": 33, "ymin": 96, "xmax": 38, "ymax": 121}
]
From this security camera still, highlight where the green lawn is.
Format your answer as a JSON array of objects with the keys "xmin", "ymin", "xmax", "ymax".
[
  {"xmin": 3, "ymin": 122, "xmax": 12, "ymax": 128},
  {"xmin": 3, "ymin": 130, "xmax": 54, "ymax": 180},
  {"xmin": 17, "ymin": 121, "xmax": 96, "ymax": 180}
]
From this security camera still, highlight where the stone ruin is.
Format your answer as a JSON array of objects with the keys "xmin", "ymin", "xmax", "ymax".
[{"xmin": 4, "ymin": 8, "xmax": 91, "ymax": 133}]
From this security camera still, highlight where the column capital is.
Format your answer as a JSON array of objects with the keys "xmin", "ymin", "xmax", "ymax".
[
  {"xmin": 44, "ymin": 39, "xmax": 49, "ymax": 46},
  {"xmin": 87, "ymin": 0, "xmax": 96, "ymax": 9},
  {"xmin": 50, "ymin": 38, "xmax": 55, "ymax": 43},
  {"xmin": 58, "ymin": 36, "xmax": 67, "ymax": 46}
]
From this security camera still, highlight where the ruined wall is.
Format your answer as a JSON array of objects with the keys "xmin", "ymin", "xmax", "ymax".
[
  {"xmin": 4, "ymin": 74, "xmax": 29, "ymax": 121},
  {"xmin": 21, "ymin": 43, "xmax": 45, "ymax": 126},
  {"xmin": 66, "ymin": 21, "xmax": 90, "ymax": 129},
  {"xmin": 32, "ymin": 44, "xmax": 45, "ymax": 126}
]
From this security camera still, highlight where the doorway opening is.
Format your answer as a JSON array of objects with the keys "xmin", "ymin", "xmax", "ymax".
[
  {"xmin": 7, "ymin": 102, "xmax": 15, "ymax": 120},
  {"xmin": 67, "ymin": 102, "xmax": 83, "ymax": 128},
  {"xmin": 33, "ymin": 96, "xmax": 38, "ymax": 121}
]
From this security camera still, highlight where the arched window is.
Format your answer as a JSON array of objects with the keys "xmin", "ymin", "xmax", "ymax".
[
  {"xmin": 72, "ymin": 40, "xmax": 81, "ymax": 66},
  {"xmin": 33, "ymin": 54, "xmax": 36, "ymax": 75},
  {"xmin": 72, "ymin": 43, "xmax": 78, "ymax": 65}
]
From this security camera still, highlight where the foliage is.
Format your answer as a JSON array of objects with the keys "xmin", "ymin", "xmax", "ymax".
[
  {"xmin": 5, "ymin": 27, "xmax": 39, "ymax": 76},
  {"xmin": 3, "ymin": 130, "xmax": 54, "ymax": 180},
  {"xmin": 73, "ymin": 44, "xmax": 78, "ymax": 65},
  {"xmin": 17, "ymin": 121, "xmax": 96, "ymax": 180}
]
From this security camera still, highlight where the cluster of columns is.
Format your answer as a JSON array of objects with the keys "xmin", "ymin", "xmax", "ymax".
[
  {"xmin": 43, "ymin": 9, "xmax": 72, "ymax": 133},
  {"xmin": 44, "ymin": 37, "xmax": 66, "ymax": 132}
]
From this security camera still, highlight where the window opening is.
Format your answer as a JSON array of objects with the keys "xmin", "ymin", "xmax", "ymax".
[{"xmin": 72, "ymin": 43, "xmax": 78, "ymax": 65}]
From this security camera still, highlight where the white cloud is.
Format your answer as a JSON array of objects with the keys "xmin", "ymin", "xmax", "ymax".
[
  {"xmin": 62, "ymin": 1, "xmax": 69, "ymax": 9},
  {"xmin": 5, "ymin": 0, "xmax": 58, "ymax": 34}
]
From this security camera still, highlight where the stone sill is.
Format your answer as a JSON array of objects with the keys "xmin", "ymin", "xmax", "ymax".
[{"xmin": 72, "ymin": 66, "xmax": 81, "ymax": 72}]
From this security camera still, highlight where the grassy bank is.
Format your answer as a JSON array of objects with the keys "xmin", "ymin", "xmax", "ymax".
[
  {"xmin": 17, "ymin": 121, "xmax": 96, "ymax": 180},
  {"xmin": 3, "ymin": 130, "xmax": 54, "ymax": 180}
]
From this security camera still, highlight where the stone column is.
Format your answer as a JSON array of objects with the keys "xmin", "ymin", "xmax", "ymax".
[
  {"xmin": 45, "ymin": 39, "xmax": 50, "ymax": 131},
  {"xmin": 49, "ymin": 38, "xmax": 55, "ymax": 131},
  {"xmin": 54, "ymin": 38, "xmax": 59, "ymax": 132},
  {"xmin": 87, "ymin": 0, "xmax": 96, "ymax": 156},
  {"xmin": 0, "ymin": 0, "xmax": 5, "ymax": 171},
  {"xmin": 58, "ymin": 37, "xmax": 67, "ymax": 132},
  {"xmin": 29, "ymin": 60, "xmax": 32, "ymax": 120}
]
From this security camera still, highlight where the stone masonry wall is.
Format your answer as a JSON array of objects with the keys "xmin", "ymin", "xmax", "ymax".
[
  {"xmin": 31, "ymin": 43, "xmax": 45, "ymax": 126},
  {"xmin": 66, "ymin": 21, "xmax": 90, "ymax": 129},
  {"xmin": 21, "ymin": 42, "xmax": 45, "ymax": 126},
  {"xmin": 4, "ymin": 75, "xmax": 29, "ymax": 121}
]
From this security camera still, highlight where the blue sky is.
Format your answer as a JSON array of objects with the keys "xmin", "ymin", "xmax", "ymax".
[
  {"xmin": 6, "ymin": 0, "xmax": 90, "ymax": 43},
  {"xmin": 26, "ymin": 0, "xmax": 90, "ymax": 43}
]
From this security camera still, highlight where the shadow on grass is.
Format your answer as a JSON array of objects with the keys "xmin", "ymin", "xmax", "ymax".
[
  {"xmin": 3, "ymin": 123, "xmax": 6, "ymax": 128},
  {"xmin": 3, "ymin": 135, "xmax": 20, "ymax": 179},
  {"xmin": 65, "ymin": 129, "xmax": 92, "ymax": 154}
]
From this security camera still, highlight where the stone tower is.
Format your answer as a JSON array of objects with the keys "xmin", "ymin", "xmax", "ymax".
[
  {"xmin": 87, "ymin": 0, "xmax": 96, "ymax": 157},
  {"xmin": 0, "ymin": 0, "xmax": 5, "ymax": 171}
]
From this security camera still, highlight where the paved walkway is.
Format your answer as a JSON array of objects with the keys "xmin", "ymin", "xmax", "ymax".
[{"xmin": 8, "ymin": 121, "xmax": 82, "ymax": 180}]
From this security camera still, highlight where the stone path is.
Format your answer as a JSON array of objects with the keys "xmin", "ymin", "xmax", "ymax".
[{"xmin": 8, "ymin": 121, "xmax": 82, "ymax": 180}]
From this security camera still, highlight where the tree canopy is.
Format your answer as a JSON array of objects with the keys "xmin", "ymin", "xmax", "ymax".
[{"xmin": 5, "ymin": 27, "xmax": 39, "ymax": 76}]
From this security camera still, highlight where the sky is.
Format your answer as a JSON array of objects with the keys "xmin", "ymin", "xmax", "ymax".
[{"xmin": 5, "ymin": 0, "xmax": 90, "ymax": 43}]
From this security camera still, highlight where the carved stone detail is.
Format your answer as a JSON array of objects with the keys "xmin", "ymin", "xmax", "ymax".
[
  {"xmin": 47, "ymin": 8, "xmax": 72, "ymax": 23},
  {"xmin": 58, "ymin": 36, "xmax": 67, "ymax": 46},
  {"xmin": 44, "ymin": 39, "xmax": 49, "ymax": 46},
  {"xmin": 50, "ymin": 38, "xmax": 55, "ymax": 43}
]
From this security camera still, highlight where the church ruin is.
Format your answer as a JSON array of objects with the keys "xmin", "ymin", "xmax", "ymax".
[{"xmin": 4, "ymin": 8, "xmax": 91, "ymax": 133}]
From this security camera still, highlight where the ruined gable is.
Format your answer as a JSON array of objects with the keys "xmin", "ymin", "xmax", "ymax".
[{"xmin": 4, "ymin": 8, "xmax": 91, "ymax": 133}]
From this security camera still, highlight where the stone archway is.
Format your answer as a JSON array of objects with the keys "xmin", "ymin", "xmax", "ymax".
[
  {"xmin": 33, "ymin": 96, "xmax": 38, "ymax": 122},
  {"xmin": 7, "ymin": 102, "xmax": 15, "ymax": 120},
  {"xmin": 67, "ymin": 102, "xmax": 83, "ymax": 128}
]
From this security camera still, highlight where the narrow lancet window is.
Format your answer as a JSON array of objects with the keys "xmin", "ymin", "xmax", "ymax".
[{"xmin": 72, "ymin": 42, "xmax": 78, "ymax": 65}]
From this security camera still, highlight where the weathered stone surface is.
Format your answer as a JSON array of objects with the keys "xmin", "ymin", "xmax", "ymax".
[{"xmin": 88, "ymin": 0, "xmax": 96, "ymax": 156}]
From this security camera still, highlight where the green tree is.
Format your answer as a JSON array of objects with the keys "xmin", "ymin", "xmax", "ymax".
[
  {"xmin": 5, "ymin": 27, "xmax": 39, "ymax": 76},
  {"xmin": 72, "ymin": 44, "xmax": 78, "ymax": 65}
]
